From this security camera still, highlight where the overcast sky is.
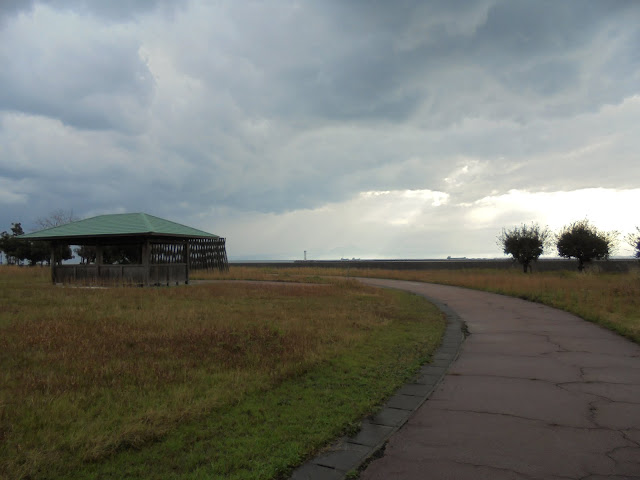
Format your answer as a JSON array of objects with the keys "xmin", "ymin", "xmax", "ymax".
[{"xmin": 1, "ymin": 0, "xmax": 639, "ymax": 259}]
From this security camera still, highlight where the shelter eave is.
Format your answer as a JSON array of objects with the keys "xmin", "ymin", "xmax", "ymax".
[{"xmin": 23, "ymin": 232, "xmax": 219, "ymax": 244}]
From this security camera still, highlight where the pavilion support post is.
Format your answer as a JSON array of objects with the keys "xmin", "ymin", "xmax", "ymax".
[
  {"xmin": 185, "ymin": 241, "xmax": 190, "ymax": 285},
  {"xmin": 142, "ymin": 240, "xmax": 150, "ymax": 287},
  {"xmin": 50, "ymin": 244, "xmax": 56, "ymax": 284},
  {"xmin": 95, "ymin": 245, "xmax": 103, "ymax": 282}
]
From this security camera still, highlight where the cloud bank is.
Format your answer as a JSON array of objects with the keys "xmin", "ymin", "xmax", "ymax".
[{"xmin": 1, "ymin": 1, "xmax": 639, "ymax": 258}]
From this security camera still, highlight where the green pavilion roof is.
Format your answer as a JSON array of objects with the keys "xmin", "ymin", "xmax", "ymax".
[{"xmin": 20, "ymin": 213, "xmax": 220, "ymax": 241}]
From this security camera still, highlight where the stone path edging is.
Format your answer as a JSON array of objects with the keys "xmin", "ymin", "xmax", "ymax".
[{"xmin": 289, "ymin": 281, "xmax": 467, "ymax": 480}]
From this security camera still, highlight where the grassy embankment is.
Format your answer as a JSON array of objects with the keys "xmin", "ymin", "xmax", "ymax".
[
  {"xmin": 197, "ymin": 265, "xmax": 640, "ymax": 343},
  {"xmin": 0, "ymin": 266, "xmax": 444, "ymax": 480}
]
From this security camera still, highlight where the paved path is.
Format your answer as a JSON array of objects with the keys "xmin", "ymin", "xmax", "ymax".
[{"xmin": 354, "ymin": 279, "xmax": 640, "ymax": 480}]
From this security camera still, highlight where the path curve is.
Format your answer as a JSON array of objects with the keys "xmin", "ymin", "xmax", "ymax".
[{"xmin": 354, "ymin": 278, "xmax": 640, "ymax": 480}]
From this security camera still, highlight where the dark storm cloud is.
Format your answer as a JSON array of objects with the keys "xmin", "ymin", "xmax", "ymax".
[
  {"xmin": 173, "ymin": 0, "xmax": 638, "ymax": 131},
  {"xmin": 0, "ymin": 0, "xmax": 27, "ymax": 21},
  {"xmin": 0, "ymin": 0, "xmax": 639, "ymax": 257},
  {"xmin": 0, "ymin": 0, "xmax": 186, "ymax": 22},
  {"xmin": 0, "ymin": 3, "xmax": 155, "ymax": 132}
]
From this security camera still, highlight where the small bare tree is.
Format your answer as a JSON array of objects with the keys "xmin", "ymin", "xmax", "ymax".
[
  {"xmin": 33, "ymin": 209, "xmax": 78, "ymax": 264},
  {"xmin": 626, "ymin": 227, "xmax": 640, "ymax": 259},
  {"xmin": 34, "ymin": 209, "xmax": 78, "ymax": 229}
]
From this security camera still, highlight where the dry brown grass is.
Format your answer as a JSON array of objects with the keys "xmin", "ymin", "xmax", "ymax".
[
  {"xmin": 0, "ymin": 266, "xmax": 443, "ymax": 479},
  {"xmin": 196, "ymin": 265, "xmax": 640, "ymax": 343},
  {"xmin": 356, "ymin": 268, "xmax": 640, "ymax": 342},
  {"xmin": 6, "ymin": 262, "xmax": 636, "ymax": 478}
]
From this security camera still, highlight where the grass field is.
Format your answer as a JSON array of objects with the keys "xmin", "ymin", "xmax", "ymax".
[
  {"xmin": 4, "ymin": 264, "xmax": 638, "ymax": 479},
  {"xmin": 0, "ymin": 266, "xmax": 444, "ymax": 479},
  {"xmin": 197, "ymin": 265, "xmax": 640, "ymax": 344}
]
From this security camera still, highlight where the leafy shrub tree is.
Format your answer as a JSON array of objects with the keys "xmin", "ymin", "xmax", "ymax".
[
  {"xmin": 0, "ymin": 223, "xmax": 27, "ymax": 264},
  {"xmin": 0, "ymin": 223, "xmax": 50, "ymax": 265},
  {"xmin": 1, "ymin": 216, "xmax": 74, "ymax": 266},
  {"xmin": 74, "ymin": 245, "xmax": 95, "ymax": 264},
  {"xmin": 75, "ymin": 244, "xmax": 141, "ymax": 264},
  {"xmin": 27, "ymin": 240, "xmax": 51, "ymax": 265},
  {"xmin": 498, "ymin": 223, "xmax": 551, "ymax": 273},
  {"xmin": 556, "ymin": 219, "xmax": 617, "ymax": 271},
  {"xmin": 627, "ymin": 227, "xmax": 640, "ymax": 259}
]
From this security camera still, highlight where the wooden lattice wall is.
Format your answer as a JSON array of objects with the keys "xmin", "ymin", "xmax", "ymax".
[
  {"xmin": 148, "ymin": 238, "xmax": 228, "ymax": 271},
  {"xmin": 188, "ymin": 238, "xmax": 228, "ymax": 271},
  {"xmin": 151, "ymin": 243, "xmax": 185, "ymax": 264}
]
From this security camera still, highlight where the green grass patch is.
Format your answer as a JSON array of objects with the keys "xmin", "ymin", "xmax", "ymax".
[{"xmin": 0, "ymin": 267, "xmax": 444, "ymax": 479}]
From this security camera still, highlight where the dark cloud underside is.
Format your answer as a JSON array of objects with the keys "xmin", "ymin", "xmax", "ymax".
[{"xmin": 0, "ymin": 0, "xmax": 638, "ymax": 257}]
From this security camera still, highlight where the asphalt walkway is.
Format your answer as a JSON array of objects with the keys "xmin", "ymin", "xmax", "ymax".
[{"xmin": 292, "ymin": 278, "xmax": 640, "ymax": 479}]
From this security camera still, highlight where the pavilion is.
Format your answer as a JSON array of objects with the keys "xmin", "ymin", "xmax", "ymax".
[{"xmin": 19, "ymin": 213, "xmax": 228, "ymax": 286}]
